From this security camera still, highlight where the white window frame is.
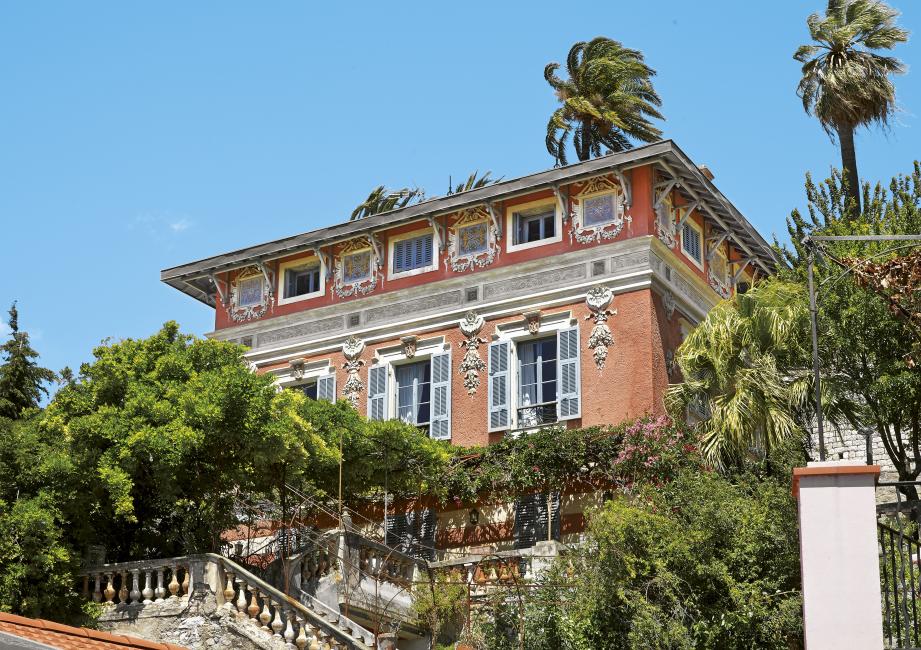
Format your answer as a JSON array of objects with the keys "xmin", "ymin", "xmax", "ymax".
[
  {"xmin": 277, "ymin": 254, "xmax": 326, "ymax": 305},
  {"xmin": 505, "ymin": 198, "xmax": 562, "ymax": 253},
  {"xmin": 375, "ymin": 338, "xmax": 448, "ymax": 431},
  {"xmin": 387, "ymin": 227, "xmax": 438, "ymax": 281},
  {"xmin": 493, "ymin": 312, "xmax": 574, "ymax": 432},
  {"xmin": 680, "ymin": 218, "xmax": 704, "ymax": 271},
  {"xmin": 274, "ymin": 360, "xmax": 333, "ymax": 391}
]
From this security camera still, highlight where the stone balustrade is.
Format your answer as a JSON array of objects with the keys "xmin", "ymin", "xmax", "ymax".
[
  {"xmin": 346, "ymin": 533, "xmax": 425, "ymax": 592},
  {"xmin": 79, "ymin": 554, "xmax": 374, "ymax": 650}
]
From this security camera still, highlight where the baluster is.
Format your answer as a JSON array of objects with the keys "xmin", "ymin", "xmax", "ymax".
[
  {"xmin": 93, "ymin": 573, "xmax": 103, "ymax": 603},
  {"xmin": 247, "ymin": 587, "xmax": 261, "ymax": 621},
  {"xmin": 154, "ymin": 567, "xmax": 166, "ymax": 601},
  {"xmin": 223, "ymin": 571, "xmax": 235, "ymax": 609},
  {"xmin": 118, "ymin": 571, "xmax": 129, "ymax": 604},
  {"xmin": 235, "ymin": 578, "xmax": 248, "ymax": 618},
  {"xmin": 129, "ymin": 569, "xmax": 141, "ymax": 604},
  {"xmin": 180, "ymin": 565, "xmax": 190, "ymax": 598},
  {"xmin": 103, "ymin": 573, "xmax": 115, "ymax": 604},
  {"xmin": 283, "ymin": 608, "xmax": 295, "ymax": 645},
  {"xmin": 271, "ymin": 600, "xmax": 284, "ymax": 637},
  {"xmin": 307, "ymin": 625, "xmax": 321, "ymax": 650},
  {"xmin": 259, "ymin": 594, "xmax": 272, "ymax": 632},
  {"xmin": 168, "ymin": 565, "xmax": 180, "ymax": 598},
  {"xmin": 142, "ymin": 569, "xmax": 154, "ymax": 604},
  {"xmin": 294, "ymin": 615, "xmax": 308, "ymax": 649}
]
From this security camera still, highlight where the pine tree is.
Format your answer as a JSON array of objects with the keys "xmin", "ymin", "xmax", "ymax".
[{"xmin": 0, "ymin": 303, "xmax": 54, "ymax": 419}]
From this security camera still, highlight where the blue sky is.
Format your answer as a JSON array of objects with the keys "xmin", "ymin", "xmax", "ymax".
[{"xmin": 1, "ymin": 1, "xmax": 919, "ymax": 387}]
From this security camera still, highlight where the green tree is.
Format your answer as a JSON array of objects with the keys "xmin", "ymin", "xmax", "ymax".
[
  {"xmin": 0, "ymin": 303, "xmax": 55, "ymax": 419},
  {"xmin": 545, "ymin": 37, "xmax": 663, "ymax": 166},
  {"xmin": 350, "ymin": 185, "xmax": 424, "ymax": 220},
  {"xmin": 446, "ymin": 170, "xmax": 501, "ymax": 196},
  {"xmin": 514, "ymin": 468, "xmax": 803, "ymax": 650},
  {"xmin": 666, "ymin": 280, "xmax": 855, "ymax": 467},
  {"xmin": 794, "ymin": 0, "xmax": 908, "ymax": 215}
]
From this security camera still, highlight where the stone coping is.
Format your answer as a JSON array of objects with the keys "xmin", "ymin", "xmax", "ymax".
[{"xmin": 791, "ymin": 464, "xmax": 881, "ymax": 498}]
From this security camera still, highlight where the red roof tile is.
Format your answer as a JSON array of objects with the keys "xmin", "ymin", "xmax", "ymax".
[{"xmin": 0, "ymin": 612, "xmax": 188, "ymax": 650}]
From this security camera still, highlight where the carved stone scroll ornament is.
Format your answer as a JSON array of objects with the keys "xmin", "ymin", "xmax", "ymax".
[
  {"xmin": 458, "ymin": 312, "xmax": 487, "ymax": 395},
  {"xmin": 400, "ymin": 336, "xmax": 418, "ymax": 359},
  {"xmin": 523, "ymin": 310, "xmax": 541, "ymax": 335},
  {"xmin": 665, "ymin": 349, "xmax": 677, "ymax": 377},
  {"xmin": 340, "ymin": 336, "xmax": 366, "ymax": 407},
  {"xmin": 289, "ymin": 358, "xmax": 306, "ymax": 380},
  {"xmin": 570, "ymin": 176, "xmax": 631, "ymax": 245},
  {"xmin": 663, "ymin": 290, "xmax": 676, "ymax": 322},
  {"xmin": 653, "ymin": 190, "xmax": 678, "ymax": 250},
  {"xmin": 584, "ymin": 286, "xmax": 616, "ymax": 370},
  {"xmin": 445, "ymin": 207, "xmax": 499, "ymax": 273},
  {"xmin": 228, "ymin": 266, "xmax": 273, "ymax": 323},
  {"xmin": 333, "ymin": 236, "xmax": 382, "ymax": 299}
]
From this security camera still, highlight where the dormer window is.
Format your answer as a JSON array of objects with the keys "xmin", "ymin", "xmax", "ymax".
[
  {"xmin": 514, "ymin": 206, "xmax": 555, "ymax": 245},
  {"xmin": 284, "ymin": 264, "xmax": 320, "ymax": 298},
  {"xmin": 390, "ymin": 230, "xmax": 437, "ymax": 279}
]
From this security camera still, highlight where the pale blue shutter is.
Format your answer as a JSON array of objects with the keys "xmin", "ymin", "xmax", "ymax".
[
  {"xmin": 393, "ymin": 240, "xmax": 406, "ymax": 273},
  {"xmin": 317, "ymin": 372, "xmax": 336, "ymax": 402},
  {"xmin": 368, "ymin": 365, "xmax": 389, "ymax": 421},
  {"xmin": 422, "ymin": 234, "xmax": 433, "ymax": 266},
  {"xmin": 430, "ymin": 349, "xmax": 452, "ymax": 440},
  {"xmin": 488, "ymin": 341, "xmax": 510, "ymax": 432},
  {"xmin": 557, "ymin": 326, "xmax": 581, "ymax": 420}
]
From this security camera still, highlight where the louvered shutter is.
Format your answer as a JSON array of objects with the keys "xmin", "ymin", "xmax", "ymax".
[
  {"xmin": 393, "ymin": 240, "xmax": 407, "ymax": 273},
  {"xmin": 385, "ymin": 512, "xmax": 409, "ymax": 551},
  {"xmin": 422, "ymin": 234, "xmax": 433, "ymax": 266},
  {"xmin": 557, "ymin": 326, "xmax": 581, "ymax": 420},
  {"xmin": 429, "ymin": 349, "xmax": 452, "ymax": 440},
  {"xmin": 513, "ymin": 492, "xmax": 560, "ymax": 549},
  {"xmin": 317, "ymin": 372, "xmax": 336, "ymax": 403},
  {"xmin": 416, "ymin": 508, "xmax": 437, "ymax": 561},
  {"xmin": 488, "ymin": 341, "xmax": 510, "ymax": 432},
  {"xmin": 368, "ymin": 365, "xmax": 389, "ymax": 421}
]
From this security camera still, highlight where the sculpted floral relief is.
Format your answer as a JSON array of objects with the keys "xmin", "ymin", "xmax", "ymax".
[
  {"xmin": 341, "ymin": 336, "xmax": 366, "ymax": 406},
  {"xmin": 654, "ymin": 189, "xmax": 678, "ymax": 249},
  {"xmin": 334, "ymin": 237, "xmax": 381, "ymax": 298},
  {"xmin": 570, "ymin": 176, "xmax": 630, "ymax": 245},
  {"xmin": 446, "ymin": 207, "xmax": 498, "ymax": 273},
  {"xmin": 458, "ymin": 312, "xmax": 487, "ymax": 395},
  {"xmin": 228, "ymin": 266, "xmax": 272, "ymax": 323},
  {"xmin": 585, "ymin": 286, "xmax": 616, "ymax": 369}
]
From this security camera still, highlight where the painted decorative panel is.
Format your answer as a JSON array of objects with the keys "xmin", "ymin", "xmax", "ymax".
[
  {"xmin": 446, "ymin": 206, "xmax": 498, "ymax": 273},
  {"xmin": 333, "ymin": 236, "xmax": 381, "ymax": 298},
  {"xmin": 570, "ymin": 176, "xmax": 629, "ymax": 244},
  {"xmin": 228, "ymin": 266, "xmax": 272, "ymax": 323}
]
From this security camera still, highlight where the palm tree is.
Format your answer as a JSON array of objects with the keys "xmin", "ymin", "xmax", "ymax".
[
  {"xmin": 446, "ymin": 170, "xmax": 502, "ymax": 196},
  {"xmin": 545, "ymin": 37, "xmax": 664, "ymax": 166},
  {"xmin": 794, "ymin": 0, "xmax": 908, "ymax": 215},
  {"xmin": 666, "ymin": 280, "xmax": 855, "ymax": 468},
  {"xmin": 350, "ymin": 185, "xmax": 424, "ymax": 220}
]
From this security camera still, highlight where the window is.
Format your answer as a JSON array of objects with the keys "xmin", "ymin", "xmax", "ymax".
[
  {"xmin": 458, "ymin": 222, "xmax": 488, "ymax": 256},
  {"xmin": 517, "ymin": 338, "xmax": 558, "ymax": 427},
  {"xmin": 514, "ymin": 207, "xmax": 556, "ymax": 245},
  {"xmin": 513, "ymin": 492, "xmax": 560, "ymax": 549},
  {"xmin": 342, "ymin": 250, "xmax": 372, "ymax": 283},
  {"xmin": 385, "ymin": 509, "xmax": 436, "ymax": 560},
  {"xmin": 681, "ymin": 221, "xmax": 703, "ymax": 266},
  {"xmin": 284, "ymin": 263, "xmax": 321, "ymax": 299},
  {"xmin": 395, "ymin": 360, "xmax": 431, "ymax": 428},
  {"xmin": 238, "ymin": 276, "xmax": 264, "ymax": 307},
  {"xmin": 295, "ymin": 381, "xmax": 318, "ymax": 400},
  {"xmin": 392, "ymin": 233, "xmax": 434, "ymax": 274},
  {"xmin": 582, "ymin": 193, "xmax": 617, "ymax": 227}
]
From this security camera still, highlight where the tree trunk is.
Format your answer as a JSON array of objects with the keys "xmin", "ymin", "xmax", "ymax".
[
  {"xmin": 837, "ymin": 125, "xmax": 861, "ymax": 217},
  {"xmin": 577, "ymin": 119, "xmax": 591, "ymax": 161}
]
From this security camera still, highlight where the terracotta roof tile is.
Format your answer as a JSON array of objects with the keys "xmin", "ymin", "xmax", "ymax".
[{"xmin": 0, "ymin": 613, "xmax": 188, "ymax": 650}]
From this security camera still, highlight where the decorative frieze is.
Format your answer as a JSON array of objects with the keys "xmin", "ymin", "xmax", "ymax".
[
  {"xmin": 446, "ymin": 206, "xmax": 499, "ymax": 273},
  {"xmin": 585, "ymin": 286, "xmax": 616, "ymax": 370},
  {"xmin": 483, "ymin": 264, "xmax": 586, "ymax": 300},
  {"xmin": 364, "ymin": 290, "xmax": 462, "ymax": 324},
  {"xmin": 257, "ymin": 315, "xmax": 345, "ymax": 346},
  {"xmin": 458, "ymin": 312, "xmax": 487, "ymax": 395},
  {"xmin": 333, "ymin": 236, "xmax": 382, "ymax": 299},
  {"xmin": 228, "ymin": 266, "xmax": 273, "ymax": 323},
  {"xmin": 570, "ymin": 176, "xmax": 631, "ymax": 245},
  {"xmin": 340, "ymin": 336, "xmax": 366, "ymax": 407}
]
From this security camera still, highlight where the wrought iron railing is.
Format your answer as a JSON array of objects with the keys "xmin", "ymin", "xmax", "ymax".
[
  {"xmin": 878, "ymin": 480, "xmax": 921, "ymax": 650},
  {"xmin": 516, "ymin": 401, "xmax": 557, "ymax": 428}
]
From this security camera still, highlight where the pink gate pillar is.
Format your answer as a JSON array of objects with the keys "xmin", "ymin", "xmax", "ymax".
[{"xmin": 793, "ymin": 461, "xmax": 882, "ymax": 649}]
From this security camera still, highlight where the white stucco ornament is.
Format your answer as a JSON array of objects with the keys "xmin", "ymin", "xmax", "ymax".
[
  {"xmin": 458, "ymin": 311, "xmax": 487, "ymax": 395},
  {"xmin": 341, "ymin": 336, "xmax": 366, "ymax": 406},
  {"xmin": 585, "ymin": 286, "xmax": 616, "ymax": 370}
]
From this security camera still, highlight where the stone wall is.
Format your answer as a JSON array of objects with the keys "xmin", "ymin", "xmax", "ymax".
[{"xmin": 811, "ymin": 425, "xmax": 893, "ymax": 471}]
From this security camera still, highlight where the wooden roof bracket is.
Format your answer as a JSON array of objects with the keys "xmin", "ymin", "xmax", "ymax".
[
  {"xmin": 551, "ymin": 183, "xmax": 569, "ymax": 222},
  {"xmin": 613, "ymin": 168, "xmax": 632, "ymax": 207},
  {"xmin": 427, "ymin": 215, "xmax": 447, "ymax": 252},
  {"xmin": 485, "ymin": 201, "xmax": 503, "ymax": 240},
  {"xmin": 733, "ymin": 257, "xmax": 755, "ymax": 282},
  {"xmin": 657, "ymin": 158, "xmax": 770, "ymax": 276},
  {"xmin": 706, "ymin": 231, "xmax": 731, "ymax": 261},
  {"xmin": 676, "ymin": 200, "xmax": 699, "ymax": 228},
  {"xmin": 209, "ymin": 273, "xmax": 228, "ymax": 307}
]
